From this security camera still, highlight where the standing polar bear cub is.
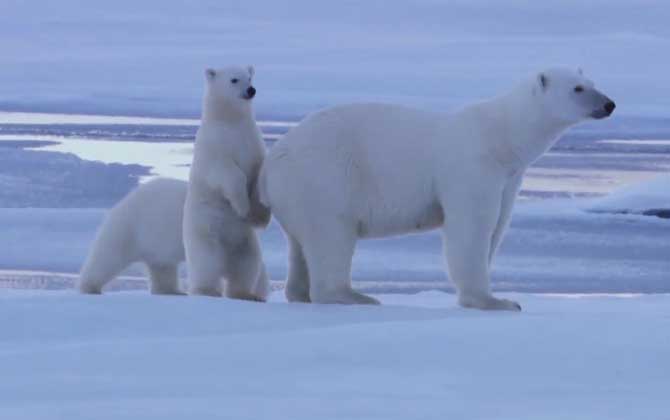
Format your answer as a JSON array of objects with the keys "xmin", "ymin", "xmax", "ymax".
[
  {"xmin": 184, "ymin": 65, "xmax": 270, "ymax": 300},
  {"xmin": 260, "ymin": 68, "xmax": 615, "ymax": 309}
]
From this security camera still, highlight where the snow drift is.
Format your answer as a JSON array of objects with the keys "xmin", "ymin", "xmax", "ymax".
[
  {"xmin": 0, "ymin": 290, "xmax": 667, "ymax": 420},
  {"xmin": 588, "ymin": 174, "xmax": 670, "ymax": 218}
]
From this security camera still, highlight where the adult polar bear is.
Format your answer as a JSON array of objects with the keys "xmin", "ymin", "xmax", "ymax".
[{"xmin": 260, "ymin": 68, "xmax": 615, "ymax": 309}]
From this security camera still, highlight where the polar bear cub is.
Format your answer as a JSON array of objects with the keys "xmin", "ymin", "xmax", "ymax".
[
  {"xmin": 183, "ymin": 65, "xmax": 270, "ymax": 300},
  {"xmin": 78, "ymin": 178, "xmax": 270, "ymax": 298},
  {"xmin": 78, "ymin": 178, "xmax": 189, "ymax": 295},
  {"xmin": 259, "ymin": 68, "xmax": 615, "ymax": 309}
]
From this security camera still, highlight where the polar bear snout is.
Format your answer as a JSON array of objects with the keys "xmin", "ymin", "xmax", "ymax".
[
  {"xmin": 245, "ymin": 86, "xmax": 256, "ymax": 99},
  {"xmin": 591, "ymin": 97, "xmax": 616, "ymax": 119}
]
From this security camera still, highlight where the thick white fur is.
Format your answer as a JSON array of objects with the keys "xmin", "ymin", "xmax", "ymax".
[
  {"xmin": 78, "ymin": 178, "xmax": 270, "ymax": 297},
  {"xmin": 79, "ymin": 178, "xmax": 187, "ymax": 295},
  {"xmin": 183, "ymin": 65, "xmax": 271, "ymax": 301},
  {"xmin": 260, "ymin": 68, "xmax": 614, "ymax": 309}
]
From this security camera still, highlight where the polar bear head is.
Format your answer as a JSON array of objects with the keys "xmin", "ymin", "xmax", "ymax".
[
  {"xmin": 203, "ymin": 65, "xmax": 256, "ymax": 116},
  {"xmin": 533, "ymin": 68, "xmax": 615, "ymax": 124}
]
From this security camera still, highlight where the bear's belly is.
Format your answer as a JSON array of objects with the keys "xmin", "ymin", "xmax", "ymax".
[{"xmin": 356, "ymin": 198, "xmax": 444, "ymax": 238}]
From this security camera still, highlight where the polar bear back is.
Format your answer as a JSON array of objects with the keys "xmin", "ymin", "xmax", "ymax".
[{"xmin": 122, "ymin": 178, "xmax": 187, "ymax": 264}]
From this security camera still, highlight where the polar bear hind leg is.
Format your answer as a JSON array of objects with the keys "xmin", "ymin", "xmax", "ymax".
[
  {"xmin": 79, "ymin": 207, "xmax": 140, "ymax": 294},
  {"xmin": 79, "ymin": 248, "xmax": 134, "ymax": 294},
  {"xmin": 186, "ymin": 237, "xmax": 225, "ymax": 297},
  {"xmin": 301, "ymin": 227, "xmax": 379, "ymax": 305},
  {"xmin": 285, "ymin": 235, "xmax": 311, "ymax": 303},
  {"xmin": 147, "ymin": 263, "xmax": 185, "ymax": 295},
  {"xmin": 222, "ymin": 234, "xmax": 265, "ymax": 302}
]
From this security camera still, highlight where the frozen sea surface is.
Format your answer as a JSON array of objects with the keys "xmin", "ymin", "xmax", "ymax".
[
  {"xmin": 0, "ymin": 112, "xmax": 668, "ymax": 293},
  {"xmin": 2, "ymin": 112, "xmax": 669, "ymax": 197}
]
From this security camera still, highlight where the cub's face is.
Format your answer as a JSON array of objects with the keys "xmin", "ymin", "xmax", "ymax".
[
  {"xmin": 536, "ymin": 68, "xmax": 615, "ymax": 123},
  {"xmin": 205, "ymin": 65, "xmax": 256, "ymax": 104}
]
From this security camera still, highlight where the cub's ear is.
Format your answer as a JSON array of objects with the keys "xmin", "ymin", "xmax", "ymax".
[
  {"xmin": 538, "ymin": 73, "xmax": 548, "ymax": 91},
  {"xmin": 205, "ymin": 68, "xmax": 216, "ymax": 81},
  {"xmin": 247, "ymin": 65, "xmax": 255, "ymax": 78},
  {"xmin": 577, "ymin": 67, "xmax": 584, "ymax": 76}
]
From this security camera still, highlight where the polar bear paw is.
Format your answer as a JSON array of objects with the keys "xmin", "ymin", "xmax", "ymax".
[
  {"xmin": 226, "ymin": 289, "xmax": 266, "ymax": 303},
  {"xmin": 151, "ymin": 288, "xmax": 187, "ymax": 296},
  {"xmin": 459, "ymin": 295, "xmax": 521, "ymax": 311},
  {"xmin": 189, "ymin": 287, "xmax": 224, "ymax": 297},
  {"xmin": 286, "ymin": 287, "xmax": 311, "ymax": 303},
  {"xmin": 78, "ymin": 282, "xmax": 103, "ymax": 295},
  {"xmin": 311, "ymin": 288, "xmax": 380, "ymax": 305}
]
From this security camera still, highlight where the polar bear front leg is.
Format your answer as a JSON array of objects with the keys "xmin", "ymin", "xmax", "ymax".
[
  {"xmin": 252, "ymin": 263, "xmax": 271, "ymax": 302},
  {"xmin": 247, "ymin": 180, "xmax": 272, "ymax": 228},
  {"xmin": 489, "ymin": 174, "xmax": 523, "ymax": 264},
  {"xmin": 302, "ymin": 227, "xmax": 379, "ymax": 305},
  {"xmin": 207, "ymin": 160, "xmax": 250, "ymax": 219},
  {"xmin": 442, "ymin": 191, "xmax": 521, "ymax": 311}
]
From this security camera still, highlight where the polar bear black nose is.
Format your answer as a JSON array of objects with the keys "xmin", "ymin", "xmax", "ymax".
[
  {"xmin": 246, "ymin": 86, "xmax": 256, "ymax": 98},
  {"xmin": 604, "ymin": 101, "xmax": 616, "ymax": 115}
]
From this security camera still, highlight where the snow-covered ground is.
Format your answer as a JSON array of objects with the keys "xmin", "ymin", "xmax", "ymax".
[
  {"xmin": 1, "ymin": 289, "xmax": 667, "ymax": 420},
  {"xmin": 2, "ymin": 1, "xmax": 669, "ymax": 118}
]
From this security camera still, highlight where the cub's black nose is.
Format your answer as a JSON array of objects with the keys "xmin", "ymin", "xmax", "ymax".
[
  {"xmin": 247, "ymin": 86, "xmax": 256, "ymax": 99},
  {"xmin": 604, "ymin": 101, "xmax": 616, "ymax": 114}
]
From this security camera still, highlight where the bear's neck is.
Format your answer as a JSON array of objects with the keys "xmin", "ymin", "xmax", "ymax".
[
  {"xmin": 201, "ymin": 94, "xmax": 254, "ymax": 126},
  {"xmin": 489, "ymin": 82, "xmax": 572, "ymax": 172}
]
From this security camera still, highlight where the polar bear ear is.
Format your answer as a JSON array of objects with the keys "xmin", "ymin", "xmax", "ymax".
[
  {"xmin": 577, "ymin": 67, "xmax": 584, "ymax": 76},
  {"xmin": 247, "ymin": 65, "xmax": 255, "ymax": 78},
  {"xmin": 538, "ymin": 73, "xmax": 548, "ymax": 91},
  {"xmin": 205, "ymin": 68, "xmax": 216, "ymax": 81}
]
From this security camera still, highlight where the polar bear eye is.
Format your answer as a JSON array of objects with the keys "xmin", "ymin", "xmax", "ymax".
[
  {"xmin": 231, "ymin": 78, "xmax": 239, "ymax": 84},
  {"xmin": 574, "ymin": 85, "xmax": 584, "ymax": 93}
]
